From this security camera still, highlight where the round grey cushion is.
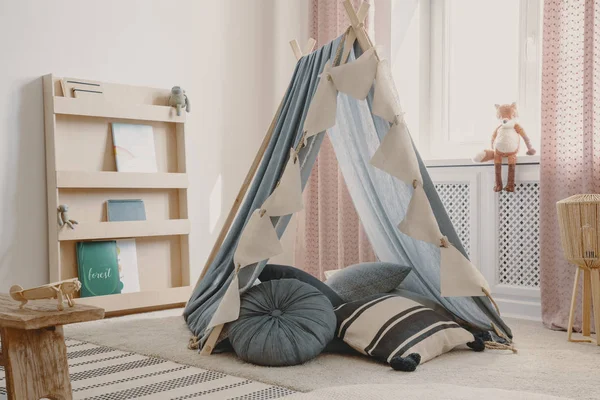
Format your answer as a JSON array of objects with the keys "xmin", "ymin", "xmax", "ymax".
[{"xmin": 228, "ymin": 279, "xmax": 336, "ymax": 366}]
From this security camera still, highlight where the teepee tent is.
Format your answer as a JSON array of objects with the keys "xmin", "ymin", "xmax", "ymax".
[{"xmin": 184, "ymin": 0, "xmax": 512, "ymax": 355}]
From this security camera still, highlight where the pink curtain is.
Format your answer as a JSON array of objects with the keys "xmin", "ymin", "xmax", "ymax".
[
  {"xmin": 294, "ymin": 0, "xmax": 377, "ymax": 280},
  {"xmin": 540, "ymin": 0, "xmax": 600, "ymax": 331}
]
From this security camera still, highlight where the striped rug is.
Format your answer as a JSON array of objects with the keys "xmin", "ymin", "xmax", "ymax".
[{"xmin": 0, "ymin": 338, "xmax": 296, "ymax": 399}]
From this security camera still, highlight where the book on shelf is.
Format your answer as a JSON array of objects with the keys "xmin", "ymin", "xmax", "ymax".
[
  {"xmin": 116, "ymin": 239, "xmax": 140, "ymax": 293},
  {"xmin": 106, "ymin": 199, "xmax": 146, "ymax": 222},
  {"xmin": 76, "ymin": 241, "xmax": 123, "ymax": 297},
  {"xmin": 111, "ymin": 123, "xmax": 158, "ymax": 173},
  {"xmin": 61, "ymin": 77, "xmax": 104, "ymax": 98}
]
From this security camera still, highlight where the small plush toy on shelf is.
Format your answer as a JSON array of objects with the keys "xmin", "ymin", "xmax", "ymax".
[
  {"xmin": 168, "ymin": 86, "xmax": 191, "ymax": 116},
  {"xmin": 473, "ymin": 102, "xmax": 536, "ymax": 192},
  {"xmin": 57, "ymin": 204, "xmax": 78, "ymax": 229}
]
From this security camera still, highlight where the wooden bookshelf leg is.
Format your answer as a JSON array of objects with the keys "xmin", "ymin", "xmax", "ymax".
[
  {"xmin": 583, "ymin": 269, "xmax": 592, "ymax": 336},
  {"xmin": 590, "ymin": 268, "xmax": 600, "ymax": 346},
  {"xmin": 1, "ymin": 326, "xmax": 72, "ymax": 400},
  {"xmin": 568, "ymin": 267, "xmax": 581, "ymax": 342}
]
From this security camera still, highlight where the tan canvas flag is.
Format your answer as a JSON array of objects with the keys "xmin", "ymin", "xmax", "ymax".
[
  {"xmin": 303, "ymin": 62, "xmax": 338, "ymax": 138},
  {"xmin": 206, "ymin": 274, "xmax": 240, "ymax": 329},
  {"xmin": 370, "ymin": 122, "xmax": 422, "ymax": 185},
  {"xmin": 398, "ymin": 184, "xmax": 443, "ymax": 245},
  {"xmin": 329, "ymin": 47, "xmax": 378, "ymax": 100},
  {"xmin": 262, "ymin": 149, "xmax": 303, "ymax": 216},
  {"xmin": 372, "ymin": 59, "xmax": 403, "ymax": 123},
  {"xmin": 440, "ymin": 245, "xmax": 491, "ymax": 297},
  {"xmin": 233, "ymin": 209, "xmax": 283, "ymax": 269}
]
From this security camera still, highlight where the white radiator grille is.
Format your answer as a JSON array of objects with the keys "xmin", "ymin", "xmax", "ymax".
[
  {"xmin": 498, "ymin": 182, "xmax": 541, "ymax": 288},
  {"xmin": 434, "ymin": 183, "xmax": 470, "ymax": 256}
]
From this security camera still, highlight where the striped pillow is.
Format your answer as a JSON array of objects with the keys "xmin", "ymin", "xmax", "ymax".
[{"xmin": 335, "ymin": 294, "xmax": 474, "ymax": 364}]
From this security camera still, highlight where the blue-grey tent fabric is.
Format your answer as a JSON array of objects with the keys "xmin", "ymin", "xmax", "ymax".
[
  {"xmin": 184, "ymin": 35, "xmax": 511, "ymax": 346},
  {"xmin": 329, "ymin": 66, "xmax": 511, "ymax": 339},
  {"xmin": 184, "ymin": 37, "xmax": 342, "ymax": 345}
]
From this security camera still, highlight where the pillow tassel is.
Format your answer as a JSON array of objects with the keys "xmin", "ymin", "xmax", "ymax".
[
  {"xmin": 390, "ymin": 353, "xmax": 421, "ymax": 372},
  {"xmin": 466, "ymin": 336, "xmax": 485, "ymax": 352}
]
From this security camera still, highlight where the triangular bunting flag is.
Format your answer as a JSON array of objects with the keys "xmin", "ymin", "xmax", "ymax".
[
  {"xmin": 372, "ymin": 59, "xmax": 403, "ymax": 123},
  {"xmin": 303, "ymin": 62, "xmax": 338, "ymax": 138},
  {"xmin": 233, "ymin": 209, "xmax": 283, "ymax": 269},
  {"xmin": 370, "ymin": 121, "xmax": 422, "ymax": 184},
  {"xmin": 262, "ymin": 149, "xmax": 303, "ymax": 216},
  {"xmin": 440, "ymin": 245, "xmax": 491, "ymax": 297},
  {"xmin": 206, "ymin": 274, "xmax": 240, "ymax": 329},
  {"xmin": 398, "ymin": 183, "xmax": 442, "ymax": 245},
  {"xmin": 329, "ymin": 47, "xmax": 378, "ymax": 100}
]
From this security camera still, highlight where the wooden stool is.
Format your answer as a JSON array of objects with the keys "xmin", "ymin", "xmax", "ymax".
[
  {"xmin": 0, "ymin": 294, "xmax": 104, "ymax": 399},
  {"xmin": 567, "ymin": 266, "xmax": 600, "ymax": 344}
]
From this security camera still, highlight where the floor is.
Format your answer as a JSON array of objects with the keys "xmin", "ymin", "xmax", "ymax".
[
  {"xmin": 0, "ymin": 337, "xmax": 295, "ymax": 400},
  {"xmin": 64, "ymin": 309, "xmax": 600, "ymax": 400}
]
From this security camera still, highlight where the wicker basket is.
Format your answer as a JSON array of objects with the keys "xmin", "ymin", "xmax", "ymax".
[
  {"xmin": 556, "ymin": 194, "xmax": 600, "ymax": 344},
  {"xmin": 557, "ymin": 194, "xmax": 600, "ymax": 269}
]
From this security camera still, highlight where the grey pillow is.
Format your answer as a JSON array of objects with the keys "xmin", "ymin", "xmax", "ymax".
[
  {"xmin": 325, "ymin": 262, "xmax": 411, "ymax": 302},
  {"xmin": 228, "ymin": 279, "xmax": 336, "ymax": 366},
  {"xmin": 259, "ymin": 264, "xmax": 344, "ymax": 307}
]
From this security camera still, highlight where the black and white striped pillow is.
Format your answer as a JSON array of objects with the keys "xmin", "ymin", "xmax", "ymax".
[{"xmin": 335, "ymin": 294, "xmax": 474, "ymax": 364}]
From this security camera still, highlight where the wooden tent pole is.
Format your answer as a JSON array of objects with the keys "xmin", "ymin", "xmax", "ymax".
[
  {"xmin": 303, "ymin": 38, "xmax": 317, "ymax": 55},
  {"xmin": 197, "ymin": 1, "xmax": 368, "ymax": 290},
  {"xmin": 195, "ymin": 100, "xmax": 284, "ymax": 286},
  {"xmin": 343, "ymin": 0, "xmax": 374, "ymax": 56},
  {"xmin": 200, "ymin": 2, "xmax": 371, "ymax": 356},
  {"xmin": 200, "ymin": 1, "xmax": 370, "ymax": 356},
  {"xmin": 197, "ymin": 95, "xmax": 285, "ymax": 356},
  {"xmin": 196, "ymin": 38, "xmax": 316, "ymax": 287},
  {"xmin": 198, "ymin": 37, "xmax": 315, "ymax": 356},
  {"xmin": 289, "ymin": 40, "xmax": 303, "ymax": 61}
]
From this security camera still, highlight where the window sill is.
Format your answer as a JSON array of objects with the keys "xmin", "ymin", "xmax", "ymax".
[{"xmin": 424, "ymin": 155, "xmax": 540, "ymax": 168}]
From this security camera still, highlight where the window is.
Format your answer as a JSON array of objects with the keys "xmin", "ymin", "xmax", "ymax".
[{"xmin": 384, "ymin": 0, "xmax": 542, "ymax": 160}]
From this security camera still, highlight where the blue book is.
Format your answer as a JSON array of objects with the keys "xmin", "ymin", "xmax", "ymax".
[{"xmin": 106, "ymin": 199, "xmax": 146, "ymax": 222}]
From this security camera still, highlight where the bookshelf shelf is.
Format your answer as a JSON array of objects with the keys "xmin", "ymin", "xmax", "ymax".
[
  {"xmin": 76, "ymin": 286, "xmax": 192, "ymax": 315},
  {"xmin": 53, "ymin": 96, "xmax": 186, "ymax": 123},
  {"xmin": 57, "ymin": 171, "xmax": 189, "ymax": 189},
  {"xmin": 43, "ymin": 74, "xmax": 191, "ymax": 316},
  {"xmin": 58, "ymin": 220, "xmax": 190, "ymax": 241}
]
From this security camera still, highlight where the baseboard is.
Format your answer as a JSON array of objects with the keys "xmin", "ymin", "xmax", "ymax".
[{"xmin": 495, "ymin": 296, "xmax": 542, "ymax": 321}]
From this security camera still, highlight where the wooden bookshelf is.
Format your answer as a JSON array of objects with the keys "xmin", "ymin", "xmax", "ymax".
[
  {"xmin": 76, "ymin": 286, "xmax": 193, "ymax": 314},
  {"xmin": 53, "ymin": 96, "xmax": 186, "ymax": 123},
  {"xmin": 57, "ymin": 220, "xmax": 191, "ymax": 241},
  {"xmin": 56, "ymin": 171, "xmax": 188, "ymax": 189},
  {"xmin": 42, "ymin": 74, "xmax": 191, "ymax": 316}
]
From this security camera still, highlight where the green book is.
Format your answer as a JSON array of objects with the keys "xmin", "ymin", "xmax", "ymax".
[{"xmin": 76, "ymin": 241, "xmax": 123, "ymax": 297}]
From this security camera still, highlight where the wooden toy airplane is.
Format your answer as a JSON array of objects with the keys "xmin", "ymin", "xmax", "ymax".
[{"xmin": 10, "ymin": 278, "xmax": 82, "ymax": 311}]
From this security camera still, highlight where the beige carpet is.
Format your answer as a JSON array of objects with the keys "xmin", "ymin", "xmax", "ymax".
[
  {"xmin": 65, "ymin": 310, "xmax": 598, "ymax": 400},
  {"xmin": 284, "ymin": 383, "xmax": 569, "ymax": 400}
]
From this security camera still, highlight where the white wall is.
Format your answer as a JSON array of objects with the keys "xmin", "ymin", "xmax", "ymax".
[{"xmin": 0, "ymin": 0, "xmax": 309, "ymax": 291}]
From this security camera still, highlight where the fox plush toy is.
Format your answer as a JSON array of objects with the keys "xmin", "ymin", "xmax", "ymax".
[{"xmin": 473, "ymin": 103, "xmax": 536, "ymax": 192}]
